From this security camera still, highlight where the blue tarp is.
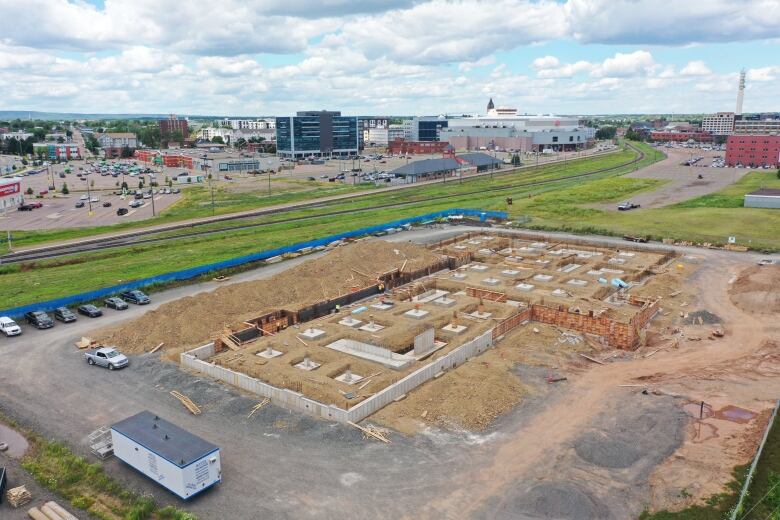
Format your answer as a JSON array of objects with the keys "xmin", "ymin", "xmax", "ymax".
[{"xmin": 0, "ymin": 208, "xmax": 506, "ymax": 317}]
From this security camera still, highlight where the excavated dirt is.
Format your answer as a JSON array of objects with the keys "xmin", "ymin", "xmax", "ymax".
[
  {"xmin": 729, "ymin": 264, "xmax": 780, "ymax": 315},
  {"xmin": 94, "ymin": 240, "xmax": 444, "ymax": 356},
  {"xmin": 371, "ymin": 322, "xmax": 595, "ymax": 433}
]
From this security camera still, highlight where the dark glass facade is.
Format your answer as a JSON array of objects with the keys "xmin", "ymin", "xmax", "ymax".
[
  {"xmin": 418, "ymin": 120, "xmax": 448, "ymax": 142},
  {"xmin": 275, "ymin": 112, "xmax": 358, "ymax": 157}
]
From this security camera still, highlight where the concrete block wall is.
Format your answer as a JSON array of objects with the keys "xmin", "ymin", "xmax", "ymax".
[
  {"xmin": 492, "ymin": 308, "xmax": 531, "ymax": 340},
  {"xmin": 530, "ymin": 304, "xmax": 638, "ymax": 350}
]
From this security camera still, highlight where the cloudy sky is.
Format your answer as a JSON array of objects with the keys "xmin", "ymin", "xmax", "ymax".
[{"xmin": 0, "ymin": 0, "xmax": 779, "ymax": 116}]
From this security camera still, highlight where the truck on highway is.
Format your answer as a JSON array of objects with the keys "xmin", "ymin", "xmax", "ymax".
[{"xmin": 85, "ymin": 347, "xmax": 129, "ymax": 370}]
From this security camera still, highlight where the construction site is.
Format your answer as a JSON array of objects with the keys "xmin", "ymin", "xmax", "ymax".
[{"xmin": 95, "ymin": 232, "xmax": 675, "ymax": 430}]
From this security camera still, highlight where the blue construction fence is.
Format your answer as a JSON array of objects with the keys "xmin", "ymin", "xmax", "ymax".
[{"xmin": 1, "ymin": 208, "xmax": 506, "ymax": 318}]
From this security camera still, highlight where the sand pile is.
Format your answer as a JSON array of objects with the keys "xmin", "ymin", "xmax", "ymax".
[
  {"xmin": 94, "ymin": 240, "xmax": 443, "ymax": 354},
  {"xmin": 729, "ymin": 265, "xmax": 780, "ymax": 315}
]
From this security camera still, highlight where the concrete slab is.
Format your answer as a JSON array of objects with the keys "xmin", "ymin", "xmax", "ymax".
[
  {"xmin": 608, "ymin": 258, "xmax": 627, "ymax": 265},
  {"xmin": 534, "ymin": 259, "xmax": 550, "ymax": 266},
  {"xmin": 601, "ymin": 268, "xmax": 625, "ymax": 274},
  {"xmin": 533, "ymin": 274, "xmax": 554, "ymax": 282},
  {"xmin": 299, "ymin": 328, "xmax": 326, "ymax": 340},
  {"xmin": 451, "ymin": 272, "xmax": 468, "ymax": 280},
  {"xmin": 257, "ymin": 347, "xmax": 283, "ymax": 359},
  {"xmin": 618, "ymin": 251, "xmax": 636, "ymax": 257},
  {"xmin": 552, "ymin": 288, "xmax": 571, "ymax": 297},
  {"xmin": 370, "ymin": 302, "xmax": 394, "ymax": 311},
  {"xmin": 587, "ymin": 270, "xmax": 603, "ymax": 276},
  {"xmin": 325, "ymin": 339, "xmax": 413, "ymax": 369},
  {"xmin": 500, "ymin": 269, "xmax": 520, "ymax": 277},
  {"xmin": 412, "ymin": 289, "xmax": 450, "ymax": 304},
  {"xmin": 469, "ymin": 311, "xmax": 492, "ymax": 320},
  {"xmin": 359, "ymin": 322, "xmax": 385, "ymax": 333},
  {"xmin": 433, "ymin": 296, "xmax": 456, "ymax": 307},
  {"xmin": 470, "ymin": 264, "xmax": 489, "ymax": 272},
  {"xmin": 567, "ymin": 279, "xmax": 588, "ymax": 287},
  {"xmin": 442, "ymin": 324, "xmax": 468, "ymax": 334},
  {"xmin": 294, "ymin": 357, "xmax": 321, "ymax": 371},
  {"xmin": 481, "ymin": 277, "xmax": 500, "ymax": 286},
  {"xmin": 335, "ymin": 370, "xmax": 364, "ymax": 385},
  {"xmin": 558, "ymin": 263, "xmax": 582, "ymax": 273},
  {"xmin": 338, "ymin": 317, "xmax": 362, "ymax": 328},
  {"xmin": 515, "ymin": 283, "xmax": 535, "ymax": 291},
  {"xmin": 404, "ymin": 309, "xmax": 430, "ymax": 320}
]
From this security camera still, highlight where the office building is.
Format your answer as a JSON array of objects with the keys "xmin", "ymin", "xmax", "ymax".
[
  {"xmin": 733, "ymin": 118, "xmax": 780, "ymax": 135},
  {"xmin": 402, "ymin": 117, "xmax": 449, "ymax": 142},
  {"xmin": 702, "ymin": 112, "xmax": 736, "ymax": 136},
  {"xmin": 725, "ymin": 135, "xmax": 780, "ymax": 167},
  {"xmin": 159, "ymin": 115, "xmax": 189, "ymax": 143},
  {"xmin": 275, "ymin": 111, "xmax": 359, "ymax": 159},
  {"xmin": 96, "ymin": 132, "xmax": 138, "ymax": 157},
  {"xmin": 32, "ymin": 142, "xmax": 81, "ymax": 160}
]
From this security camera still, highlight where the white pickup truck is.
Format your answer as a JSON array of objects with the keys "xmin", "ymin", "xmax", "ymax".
[
  {"xmin": 84, "ymin": 347, "xmax": 129, "ymax": 370},
  {"xmin": 0, "ymin": 317, "xmax": 21, "ymax": 337}
]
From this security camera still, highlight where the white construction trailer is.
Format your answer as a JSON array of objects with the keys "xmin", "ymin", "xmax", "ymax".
[{"xmin": 110, "ymin": 411, "xmax": 221, "ymax": 500}]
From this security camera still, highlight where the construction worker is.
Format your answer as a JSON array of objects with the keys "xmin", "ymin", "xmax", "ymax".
[{"xmin": 335, "ymin": 304, "xmax": 341, "ymax": 313}]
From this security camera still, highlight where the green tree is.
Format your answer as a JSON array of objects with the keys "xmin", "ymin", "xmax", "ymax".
[
  {"xmin": 138, "ymin": 180, "xmax": 144, "ymax": 189},
  {"xmin": 511, "ymin": 153, "xmax": 521, "ymax": 166},
  {"xmin": 21, "ymin": 158, "xmax": 28, "ymax": 166},
  {"xmin": 65, "ymin": 129, "xmax": 73, "ymax": 138},
  {"xmin": 120, "ymin": 145, "xmax": 133, "ymax": 158},
  {"xmin": 595, "ymin": 126, "xmax": 617, "ymax": 140},
  {"xmin": 121, "ymin": 181, "xmax": 129, "ymax": 191},
  {"xmin": 61, "ymin": 183, "xmax": 69, "ymax": 194},
  {"xmin": 25, "ymin": 187, "xmax": 33, "ymax": 195},
  {"xmin": 56, "ymin": 136, "xmax": 65, "ymax": 143},
  {"xmin": 211, "ymin": 136, "xmax": 224, "ymax": 144}
]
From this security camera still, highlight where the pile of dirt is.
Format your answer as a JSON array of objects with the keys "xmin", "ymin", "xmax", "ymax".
[
  {"xmin": 94, "ymin": 240, "xmax": 443, "ymax": 355},
  {"xmin": 729, "ymin": 265, "xmax": 780, "ymax": 315},
  {"xmin": 683, "ymin": 310, "xmax": 721, "ymax": 325}
]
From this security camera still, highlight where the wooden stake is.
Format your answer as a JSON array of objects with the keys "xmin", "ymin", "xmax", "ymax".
[
  {"xmin": 578, "ymin": 353, "xmax": 605, "ymax": 365},
  {"xmin": 247, "ymin": 398, "xmax": 270, "ymax": 418},
  {"xmin": 150, "ymin": 342, "xmax": 164, "ymax": 354},
  {"xmin": 348, "ymin": 421, "xmax": 390, "ymax": 443}
]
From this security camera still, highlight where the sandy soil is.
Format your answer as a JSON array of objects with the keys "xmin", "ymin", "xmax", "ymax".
[
  {"xmin": 417, "ymin": 247, "xmax": 780, "ymax": 518},
  {"xmin": 94, "ymin": 240, "xmax": 444, "ymax": 357},
  {"xmin": 729, "ymin": 264, "xmax": 780, "ymax": 315}
]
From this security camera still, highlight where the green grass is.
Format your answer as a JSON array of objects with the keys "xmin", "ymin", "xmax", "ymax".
[
  {"xmin": 735, "ymin": 411, "xmax": 780, "ymax": 519},
  {"xmin": 0, "ymin": 411, "xmax": 195, "ymax": 520},
  {"xmin": 675, "ymin": 170, "xmax": 780, "ymax": 209}
]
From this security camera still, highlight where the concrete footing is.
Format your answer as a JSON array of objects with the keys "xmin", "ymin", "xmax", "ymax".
[
  {"xmin": 404, "ymin": 309, "xmax": 430, "ymax": 320},
  {"xmin": 257, "ymin": 347, "xmax": 283, "ymax": 359},
  {"xmin": 442, "ymin": 324, "xmax": 468, "ymax": 334},
  {"xmin": 300, "ymin": 328, "xmax": 326, "ymax": 340}
]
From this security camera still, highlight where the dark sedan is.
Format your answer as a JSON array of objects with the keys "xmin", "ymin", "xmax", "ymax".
[
  {"xmin": 120, "ymin": 290, "xmax": 150, "ymax": 305},
  {"xmin": 77, "ymin": 304, "xmax": 103, "ymax": 318},
  {"xmin": 24, "ymin": 311, "xmax": 54, "ymax": 329},
  {"xmin": 104, "ymin": 297, "xmax": 128, "ymax": 310},
  {"xmin": 54, "ymin": 306, "xmax": 77, "ymax": 323}
]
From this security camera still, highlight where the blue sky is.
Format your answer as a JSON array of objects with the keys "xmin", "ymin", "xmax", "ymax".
[{"xmin": 0, "ymin": 0, "xmax": 778, "ymax": 116}]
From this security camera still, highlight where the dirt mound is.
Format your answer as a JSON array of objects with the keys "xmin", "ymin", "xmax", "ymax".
[
  {"xmin": 501, "ymin": 481, "xmax": 613, "ymax": 520},
  {"xmin": 729, "ymin": 265, "xmax": 780, "ymax": 315},
  {"xmin": 94, "ymin": 240, "xmax": 443, "ymax": 355},
  {"xmin": 683, "ymin": 310, "xmax": 721, "ymax": 325}
]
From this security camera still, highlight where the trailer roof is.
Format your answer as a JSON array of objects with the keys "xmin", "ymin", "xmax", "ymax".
[{"xmin": 111, "ymin": 411, "xmax": 218, "ymax": 468}]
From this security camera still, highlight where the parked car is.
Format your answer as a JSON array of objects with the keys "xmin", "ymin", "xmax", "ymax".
[
  {"xmin": 104, "ymin": 297, "xmax": 128, "ymax": 310},
  {"xmin": 84, "ymin": 347, "xmax": 129, "ymax": 370},
  {"xmin": 116, "ymin": 207, "xmax": 129, "ymax": 216},
  {"xmin": 77, "ymin": 304, "xmax": 103, "ymax": 317},
  {"xmin": 90, "ymin": 197, "xmax": 100, "ymax": 203},
  {"xmin": 307, "ymin": 176, "xmax": 316, "ymax": 181},
  {"xmin": 102, "ymin": 201, "xmax": 112, "ymax": 208},
  {"xmin": 0, "ymin": 316, "xmax": 22, "ymax": 337},
  {"xmin": 24, "ymin": 310, "xmax": 54, "ymax": 329},
  {"xmin": 617, "ymin": 202, "xmax": 640, "ymax": 211},
  {"xmin": 172, "ymin": 188, "xmax": 180, "ymax": 194},
  {"xmin": 17, "ymin": 204, "xmax": 35, "ymax": 211},
  {"xmin": 75, "ymin": 201, "xmax": 85, "ymax": 208},
  {"xmin": 134, "ymin": 193, "xmax": 143, "ymax": 199},
  {"xmin": 120, "ymin": 290, "xmax": 150, "ymax": 305},
  {"xmin": 28, "ymin": 201, "xmax": 43, "ymax": 208},
  {"xmin": 54, "ymin": 307, "xmax": 77, "ymax": 323},
  {"xmin": 80, "ymin": 194, "xmax": 88, "ymax": 200},
  {"xmin": 129, "ymin": 200, "xmax": 143, "ymax": 208}
]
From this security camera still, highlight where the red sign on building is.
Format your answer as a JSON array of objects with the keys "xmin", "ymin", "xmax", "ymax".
[{"xmin": 0, "ymin": 181, "xmax": 21, "ymax": 197}]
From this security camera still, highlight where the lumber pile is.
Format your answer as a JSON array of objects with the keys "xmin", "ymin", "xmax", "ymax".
[
  {"xmin": 170, "ymin": 391, "xmax": 201, "ymax": 415},
  {"xmin": 247, "ymin": 398, "xmax": 270, "ymax": 418},
  {"xmin": 74, "ymin": 337, "xmax": 97, "ymax": 350},
  {"xmin": 348, "ymin": 421, "xmax": 390, "ymax": 443},
  {"xmin": 7, "ymin": 485, "xmax": 32, "ymax": 508},
  {"xmin": 28, "ymin": 501, "xmax": 80, "ymax": 520}
]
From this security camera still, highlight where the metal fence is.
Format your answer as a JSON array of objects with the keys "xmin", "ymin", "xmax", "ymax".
[{"xmin": 0, "ymin": 208, "xmax": 506, "ymax": 318}]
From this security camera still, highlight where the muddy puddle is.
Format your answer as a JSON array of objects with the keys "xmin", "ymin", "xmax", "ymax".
[{"xmin": 0, "ymin": 422, "xmax": 29, "ymax": 458}]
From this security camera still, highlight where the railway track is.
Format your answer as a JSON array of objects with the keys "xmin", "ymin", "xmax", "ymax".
[{"xmin": 1, "ymin": 144, "xmax": 646, "ymax": 264}]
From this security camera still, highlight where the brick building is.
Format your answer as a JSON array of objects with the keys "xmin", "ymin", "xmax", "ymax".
[
  {"xmin": 159, "ymin": 115, "xmax": 189, "ymax": 144},
  {"xmin": 650, "ymin": 130, "xmax": 713, "ymax": 142},
  {"xmin": 725, "ymin": 135, "xmax": 780, "ymax": 167},
  {"xmin": 387, "ymin": 139, "xmax": 451, "ymax": 155}
]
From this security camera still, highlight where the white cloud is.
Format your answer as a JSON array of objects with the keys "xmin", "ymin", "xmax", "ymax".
[
  {"xmin": 532, "ymin": 56, "xmax": 561, "ymax": 70},
  {"xmin": 531, "ymin": 51, "xmax": 655, "ymax": 79},
  {"xmin": 680, "ymin": 60, "xmax": 712, "ymax": 76},
  {"xmin": 747, "ymin": 66, "xmax": 780, "ymax": 82}
]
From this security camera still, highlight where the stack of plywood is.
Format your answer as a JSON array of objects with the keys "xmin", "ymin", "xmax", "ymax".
[{"xmin": 7, "ymin": 485, "xmax": 32, "ymax": 507}]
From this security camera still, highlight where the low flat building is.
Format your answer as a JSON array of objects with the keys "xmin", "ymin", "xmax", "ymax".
[
  {"xmin": 97, "ymin": 132, "xmax": 137, "ymax": 158},
  {"xmin": 32, "ymin": 142, "xmax": 80, "ymax": 160},
  {"xmin": 390, "ymin": 157, "xmax": 461, "ymax": 182},
  {"xmin": 744, "ymin": 188, "xmax": 780, "ymax": 209}
]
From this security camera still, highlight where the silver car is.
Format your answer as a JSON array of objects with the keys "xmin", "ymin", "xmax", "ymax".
[{"xmin": 84, "ymin": 347, "xmax": 129, "ymax": 370}]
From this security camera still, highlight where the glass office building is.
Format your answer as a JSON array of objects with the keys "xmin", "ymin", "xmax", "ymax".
[{"xmin": 275, "ymin": 111, "xmax": 359, "ymax": 158}]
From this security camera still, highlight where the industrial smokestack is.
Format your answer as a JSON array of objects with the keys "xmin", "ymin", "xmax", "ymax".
[{"xmin": 735, "ymin": 69, "xmax": 746, "ymax": 116}]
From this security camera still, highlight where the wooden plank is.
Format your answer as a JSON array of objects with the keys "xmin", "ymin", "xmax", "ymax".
[
  {"xmin": 578, "ymin": 353, "xmax": 605, "ymax": 365},
  {"xmin": 348, "ymin": 421, "xmax": 390, "ymax": 443},
  {"xmin": 150, "ymin": 342, "xmax": 164, "ymax": 354},
  {"xmin": 247, "ymin": 398, "xmax": 270, "ymax": 418},
  {"xmin": 170, "ymin": 391, "xmax": 201, "ymax": 415}
]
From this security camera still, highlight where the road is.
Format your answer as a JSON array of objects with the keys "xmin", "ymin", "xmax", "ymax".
[{"xmin": 3, "ymin": 227, "xmax": 772, "ymax": 519}]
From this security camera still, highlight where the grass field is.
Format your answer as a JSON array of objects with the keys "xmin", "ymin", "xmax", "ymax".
[
  {"xmin": 5, "ymin": 141, "xmax": 780, "ymax": 309},
  {"xmin": 1, "ymin": 149, "xmax": 632, "ymax": 251}
]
